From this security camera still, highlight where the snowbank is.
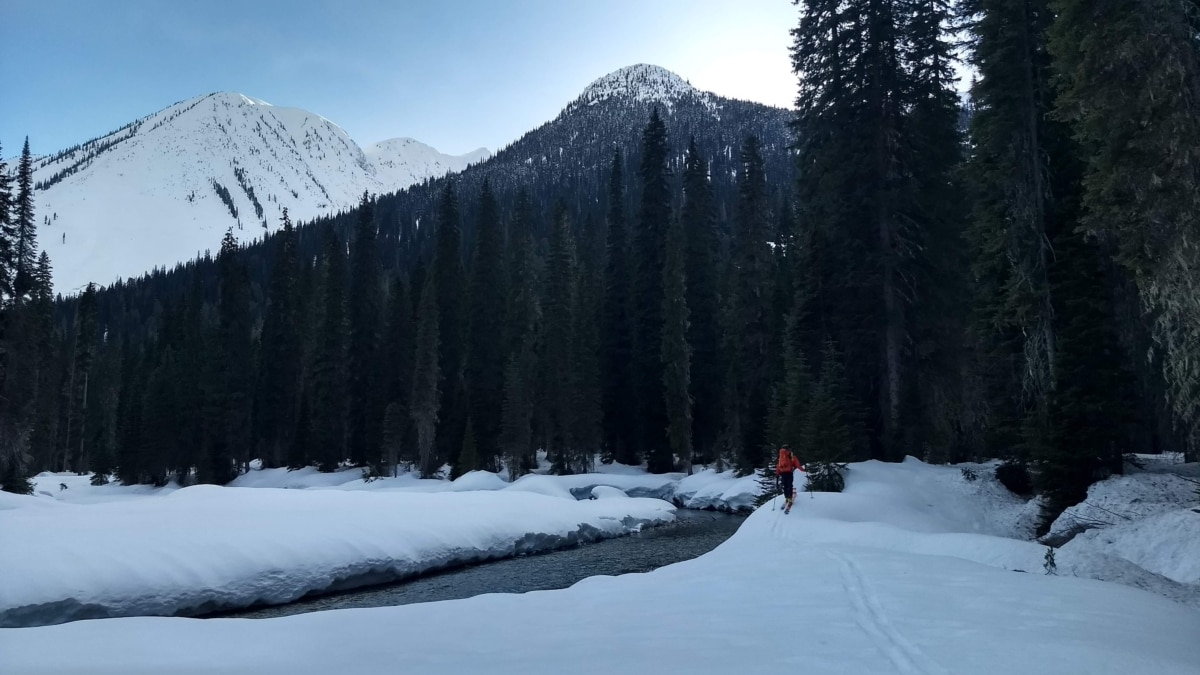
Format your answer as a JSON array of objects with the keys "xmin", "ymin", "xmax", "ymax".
[
  {"xmin": 0, "ymin": 485, "xmax": 674, "ymax": 627},
  {"xmin": 3, "ymin": 465, "xmax": 1199, "ymax": 675},
  {"xmin": 1042, "ymin": 455, "xmax": 1200, "ymax": 597},
  {"xmin": 673, "ymin": 468, "xmax": 763, "ymax": 511}
]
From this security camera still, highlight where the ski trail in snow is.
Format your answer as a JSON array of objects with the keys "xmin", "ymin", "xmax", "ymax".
[{"xmin": 828, "ymin": 551, "xmax": 948, "ymax": 675}]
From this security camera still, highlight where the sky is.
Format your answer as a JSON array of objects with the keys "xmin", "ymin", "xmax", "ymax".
[{"xmin": 0, "ymin": 0, "xmax": 798, "ymax": 159}]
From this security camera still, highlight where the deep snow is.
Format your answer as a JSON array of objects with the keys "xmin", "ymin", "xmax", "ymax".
[{"xmin": 2, "ymin": 457, "xmax": 1198, "ymax": 674}]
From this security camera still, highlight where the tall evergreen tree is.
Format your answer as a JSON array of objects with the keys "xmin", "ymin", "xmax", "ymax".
[
  {"xmin": 570, "ymin": 246, "xmax": 602, "ymax": 474},
  {"xmin": 348, "ymin": 192, "xmax": 383, "ymax": 467},
  {"xmin": 434, "ymin": 184, "xmax": 467, "ymax": 468},
  {"xmin": 466, "ymin": 179, "xmax": 507, "ymax": 472},
  {"xmin": 311, "ymin": 224, "xmax": 348, "ymax": 472},
  {"xmin": 502, "ymin": 191, "xmax": 541, "ymax": 478},
  {"xmin": 542, "ymin": 205, "xmax": 577, "ymax": 474},
  {"xmin": 411, "ymin": 273, "xmax": 442, "ymax": 478},
  {"xmin": 1050, "ymin": 0, "xmax": 1200, "ymax": 455},
  {"xmin": 62, "ymin": 284, "xmax": 99, "ymax": 473},
  {"xmin": 600, "ymin": 150, "xmax": 637, "ymax": 465},
  {"xmin": 964, "ymin": 0, "xmax": 1065, "ymax": 462},
  {"xmin": 380, "ymin": 276, "xmax": 415, "ymax": 472},
  {"xmin": 12, "ymin": 138, "xmax": 37, "ymax": 300},
  {"xmin": 632, "ymin": 110, "xmax": 671, "ymax": 467},
  {"xmin": 1036, "ymin": 230, "xmax": 1133, "ymax": 532},
  {"xmin": 28, "ymin": 252, "xmax": 59, "ymax": 470},
  {"xmin": 0, "ymin": 142, "xmax": 16, "ymax": 301},
  {"xmin": 680, "ymin": 138, "xmax": 721, "ymax": 466},
  {"xmin": 257, "ymin": 208, "xmax": 301, "ymax": 468},
  {"xmin": 730, "ymin": 136, "xmax": 774, "ymax": 473},
  {"xmin": 792, "ymin": 0, "xmax": 964, "ymax": 461},
  {"xmin": 216, "ymin": 229, "xmax": 254, "ymax": 479},
  {"xmin": 661, "ymin": 214, "xmax": 692, "ymax": 474}
]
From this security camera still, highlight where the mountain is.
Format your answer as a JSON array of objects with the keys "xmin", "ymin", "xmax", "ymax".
[
  {"xmin": 66, "ymin": 63, "xmax": 792, "ymax": 301},
  {"xmin": 28, "ymin": 92, "xmax": 488, "ymax": 292},
  {"xmin": 363, "ymin": 63, "xmax": 794, "ymax": 257}
]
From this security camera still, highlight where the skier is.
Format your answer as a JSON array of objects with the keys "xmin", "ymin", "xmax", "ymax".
[{"xmin": 775, "ymin": 444, "xmax": 802, "ymax": 513}]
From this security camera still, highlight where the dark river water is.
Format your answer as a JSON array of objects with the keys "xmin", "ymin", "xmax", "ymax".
[{"xmin": 220, "ymin": 508, "xmax": 745, "ymax": 619}]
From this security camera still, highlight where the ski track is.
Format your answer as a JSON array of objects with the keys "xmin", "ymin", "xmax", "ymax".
[{"xmin": 828, "ymin": 551, "xmax": 949, "ymax": 675}]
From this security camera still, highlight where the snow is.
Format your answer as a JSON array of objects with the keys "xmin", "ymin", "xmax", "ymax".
[
  {"xmin": 29, "ymin": 92, "xmax": 490, "ymax": 293},
  {"xmin": 674, "ymin": 468, "xmax": 765, "ymax": 511},
  {"xmin": 0, "ymin": 483, "xmax": 673, "ymax": 627},
  {"xmin": 569, "ymin": 63, "xmax": 718, "ymax": 114},
  {"xmin": 3, "ymin": 457, "xmax": 1199, "ymax": 674},
  {"xmin": 588, "ymin": 485, "xmax": 628, "ymax": 499},
  {"xmin": 1045, "ymin": 454, "xmax": 1200, "ymax": 591}
]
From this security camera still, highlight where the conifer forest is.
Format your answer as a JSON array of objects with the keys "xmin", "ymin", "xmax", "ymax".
[{"xmin": 2, "ymin": 0, "xmax": 1199, "ymax": 535}]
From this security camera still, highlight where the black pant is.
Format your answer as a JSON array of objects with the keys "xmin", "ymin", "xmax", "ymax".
[{"xmin": 779, "ymin": 471, "xmax": 794, "ymax": 499}]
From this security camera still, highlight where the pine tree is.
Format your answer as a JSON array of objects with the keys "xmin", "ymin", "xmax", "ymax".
[
  {"xmin": 210, "ymin": 229, "xmax": 253, "ymax": 482},
  {"xmin": 311, "ymin": 224, "xmax": 348, "ymax": 472},
  {"xmin": 381, "ymin": 400, "xmax": 405, "ymax": 476},
  {"xmin": 680, "ymin": 138, "xmax": 721, "ymax": 466},
  {"xmin": 600, "ymin": 150, "xmax": 637, "ymax": 465},
  {"xmin": 964, "ymin": 0, "xmax": 1066, "ymax": 463},
  {"xmin": 500, "ymin": 350, "xmax": 534, "ymax": 480},
  {"xmin": 62, "ymin": 284, "xmax": 99, "ymax": 473},
  {"xmin": 456, "ymin": 415, "xmax": 479, "ymax": 478},
  {"xmin": 731, "ymin": 136, "xmax": 773, "ymax": 474},
  {"xmin": 502, "ymin": 191, "xmax": 540, "ymax": 479},
  {"xmin": 570, "ymin": 250, "xmax": 602, "ymax": 474},
  {"xmin": 434, "ymin": 184, "xmax": 467, "ymax": 468},
  {"xmin": 543, "ymin": 204, "xmax": 577, "ymax": 474},
  {"xmin": 1050, "ymin": 0, "xmax": 1200, "ymax": 455},
  {"xmin": 1035, "ymin": 230, "xmax": 1133, "ymax": 532},
  {"xmin": 633, "ymin": 110, "xmax": 671, "ymax": 466},
  {"xmin": 115, "ymin": 342, "xmax": 146, "ymax": 484},
  {"xmin": 661, "ymin": 215, "xmax": 692, "ymax": 474},
  {"xmin": 257, "ymin": 208, "xmax": 302, "ymax": 468},
  {"xmin": 0, "ymin": 142, "xmax": 16, "ymax": 301},
  {"xmin": 792, "ymin": 0, "xmax": 965, "ymax": 462},
  {"xmin": 466, "ymin": 179, "xmax": 507, "ymax": 472},
  {"xmin": 12, "ymin": 138, "xmax": 37, "ymax": 300},
  {"xmin": 380, "ymin": 276, "xmax": 415, "ymax": 473},
  {"xmin": 411, "ymin": 272, "xmax": 442, "ymax": 478},
  {"xmin": 348, "ymin": 192, "xmax": 383, "ymax": 467},
  {"xmin": 768, "ymin": 303, "xmax": 812, "ymax": 452},
  {"xmin": 28, "ymin": 252, "xmax": 60, "ymax": 471},
  {"xmin": 801, "ymin": 341, "xmax": 856, "ymax": 492}
]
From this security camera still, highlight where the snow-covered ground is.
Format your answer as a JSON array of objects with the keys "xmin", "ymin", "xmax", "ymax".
[
  {"xmin": 2, "ymin": 456, "xmax": 1198, "ymax": 674},
  {"xmin": 0, "ymin": 480, "xmax": 674, "ymax": 627}
]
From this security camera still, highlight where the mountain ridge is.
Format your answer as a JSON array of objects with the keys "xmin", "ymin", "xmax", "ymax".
[{"xmin": 29, "ymin": 91, "xmax": 489, "ymax": 292}]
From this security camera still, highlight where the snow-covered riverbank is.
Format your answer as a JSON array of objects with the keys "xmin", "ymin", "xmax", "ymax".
[
  {"xmin": 0, "ymin": 485, "xmax": 674, "ymax": 627},
  {"xmin": 2, "ymin": 456, "xmax": 1198, "ymax": 674}
]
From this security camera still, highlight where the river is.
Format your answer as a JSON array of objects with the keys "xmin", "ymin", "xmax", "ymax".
[{"xmin": 220, "ymin": 508, "xmax": 745, "ymax": 619}]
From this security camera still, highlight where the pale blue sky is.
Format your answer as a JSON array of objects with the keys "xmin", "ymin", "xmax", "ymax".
[{"xmin": 0, "ymin": 0, "xmax": 798, "ymax": 158}]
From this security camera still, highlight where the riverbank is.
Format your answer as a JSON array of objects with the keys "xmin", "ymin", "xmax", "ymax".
[
  {"xmin": 0, "ymin": 486, "xmax": 673, "ymax": 627},
  {"xmin": 3, "ymin": 458, "xmax": 1198, "ymax": 675}
]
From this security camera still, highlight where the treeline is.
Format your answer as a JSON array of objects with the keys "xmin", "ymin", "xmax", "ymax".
[{"xmin": 2, "ymin": 1, "xmax": 1199, "ymax": 533}]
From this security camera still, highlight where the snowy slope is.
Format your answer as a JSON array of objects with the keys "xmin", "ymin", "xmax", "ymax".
[
  {"xmin": 30, "ymin": 92, "xmax": 488, "ymax": 292},
  {"xmin": 3, "ymin": 460, "xmax": 1199, "ymax": 674}
]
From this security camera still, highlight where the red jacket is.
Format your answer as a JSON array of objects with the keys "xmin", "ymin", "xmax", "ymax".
[{"xmin": 776, "ymin": 448, "xmax": 801, "ymax": 474}]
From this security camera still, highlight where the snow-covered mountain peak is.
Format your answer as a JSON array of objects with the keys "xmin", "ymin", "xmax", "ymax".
[
  {"xmin": 32, "ymin": 94, "xmax": 486, "ymax": 292},
  {"xmin": 572, "ymin": 64, "xmax": 713, "ymax": 111}
]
